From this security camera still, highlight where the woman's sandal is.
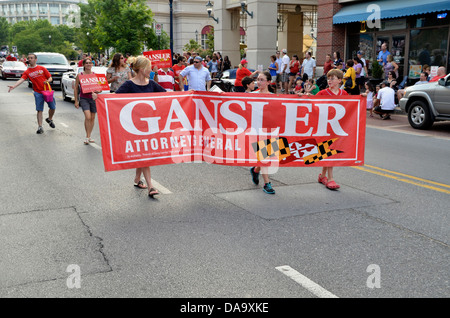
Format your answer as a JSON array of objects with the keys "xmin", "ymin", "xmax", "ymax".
[
  {"xmin": 326, "ymin": 180, "xmax": 340, "ymax": 190},
  {"xmin": 148, "ymin": 188, "xmax": 160, "ymax": 198},
  {"xmin": 134, "ymin": 180, "xmax": 147, "ymax": 189},
  {"xmin": 84, "ymin": 138, "xmax": 90, "ymax": 145},
  {"xmin": 318, "ymin": 173, "xmax": 328, "ymax": 185}
]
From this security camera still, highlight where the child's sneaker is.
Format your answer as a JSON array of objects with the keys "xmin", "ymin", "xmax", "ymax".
[
  {"xmin": 250, "ymin": 167, "xmax": 260, "ymax": 185},
  {"xmin": 36, "ymin": 126, "xmax": 44, "ymax": 134},
  {"xmin": 263, "ymin": 182, "xmax": 275, "ymax": 194}
]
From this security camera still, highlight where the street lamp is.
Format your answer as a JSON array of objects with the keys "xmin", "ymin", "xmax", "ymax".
[
  {"xmin": 240, "ymin": 1, "xmax": 253, "ymax": 19},
  {"xmin": 206, "ymin": 1, "xmax": 218, "ymax": 23},
  {"xmin": 169, "ymin": 0, "xmax": 173, "ymax": 60},
  {"xmin": 195, "ymin": 30, "xmax": 198, "ymax": 43}
]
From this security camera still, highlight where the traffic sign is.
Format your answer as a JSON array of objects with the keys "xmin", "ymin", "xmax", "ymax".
[{"xmin": 155, "ymin": 23, "xmax": 162, "ymax": 36}]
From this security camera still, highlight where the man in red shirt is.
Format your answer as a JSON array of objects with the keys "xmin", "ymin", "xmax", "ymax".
[
  {"xmin": 78, "ymin": 53, "xmax": 88, "ymax": 67},
  {"xmin": 172, "ymin": 56, "xmax": 186, "ymax": 91},
  {"xmin": 6, "ymin": 54, "xmax": 17, "ymax": 61},
  {"xmin": 429, "ymin": 66, "xmax": 447, "ymax": 82},
  {"xmin": 8, "ymin": 53, "xmax": 55, "ymax": 134},
  {"xmin": 157, "ymin": 67, "xmax": 175, "ymax": 92}
]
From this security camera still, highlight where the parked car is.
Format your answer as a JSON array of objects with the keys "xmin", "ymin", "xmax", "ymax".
[
  {"xmin": 0, "ymin": 61, "xmax": 27, "ymax": 80},
  {"xmin": 211, "ymin": 68, "xmax": 256, "ymax": 92},
  {"xmin": 29, "ymin": 52, "xmax": 74, "ymax": 90},
  {"xmin": 61, "ymin": 66, "xmax": 108, "ymax": 101},
  {"xmin": 399, "ymin": 74, "xmax": 450, "ymax": 129}
]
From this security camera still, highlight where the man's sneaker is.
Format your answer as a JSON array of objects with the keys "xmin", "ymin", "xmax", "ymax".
[
  {"xmin": 45, "ymin": 118, "xmax": 55, "ymax": 128},
  {"xmin": 250, "ymin": 167, "xmax": 260, "ymax": 185},
  {"xmin": 36, "ymin": 126, "xmax": 44, "ymax": 134},
  {"xmin": 263, "ymin": 182, "xmax": 275, "ymax": 194}
]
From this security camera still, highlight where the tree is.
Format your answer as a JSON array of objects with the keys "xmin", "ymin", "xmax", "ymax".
[
  {"xmin": 0, "ymin": 17, "xmax": 10, "ymax": 46},
  {"xmin": 79, "ymin": 0, "xmax": 162, "ymax": 55}
]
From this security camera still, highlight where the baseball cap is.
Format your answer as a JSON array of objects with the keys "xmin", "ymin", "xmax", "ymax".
[
  {"xmin": 194, "ymin": 56, "xmax": 203, "ymax": 62},
  {"xmin": 382, "ymin": 80, "xmax": 390, "ymax": 86},
  {"xmin": 282, "ymin": 49, "xmax": 287, "ymax": 54},
  {"xmin": 357, "ymin": 51, "xmax": 363, "ymax": 55},
  {"xmin": 240, "ymin": 59, "xmax": 248, "ymax": 65}
]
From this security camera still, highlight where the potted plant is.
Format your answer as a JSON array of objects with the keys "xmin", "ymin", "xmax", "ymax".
[{"xmin": 370, "ymin": 60, "xmax": 384, "ymax": 86}]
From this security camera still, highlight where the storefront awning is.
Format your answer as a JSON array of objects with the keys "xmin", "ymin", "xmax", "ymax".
[{"xmin": 333, "ymin": 0, "xmax": 450, "ymax": 24}]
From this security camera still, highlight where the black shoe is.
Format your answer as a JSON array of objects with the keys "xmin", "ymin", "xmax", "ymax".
[
  {"xmin": 36, "ymin": 126, "xmax": 44, "ymax": 134},
  {"xmin": 250, "ymin": 167, "xmax": 260, "ymax": 185},
  {"xmin": 382, "ymin": 114, "xmax": 391, "ymax": 120},
  {"xmin": 46, "ymin": 118, "xmax": 55, "ymax": 128},
  {"xmin": 263, "ymin": 182, "xmax": 275, "ymax": 194}
]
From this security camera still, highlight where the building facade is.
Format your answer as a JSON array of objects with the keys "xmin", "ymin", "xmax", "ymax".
[
  {"xmin": 0, "ymin": 0, "xmax": 86, "ymax": 25},
  {"xmin": 317, "ymin": 0, "xmax": 450, "ymax": 82}
]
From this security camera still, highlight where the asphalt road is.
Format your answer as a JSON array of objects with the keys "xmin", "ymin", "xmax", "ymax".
[{"xmin": 0, "ymin": 78, "xmax": 449, "ymax": 301}]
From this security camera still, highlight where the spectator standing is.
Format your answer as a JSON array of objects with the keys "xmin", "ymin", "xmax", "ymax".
[
  {"xmin": 222, "ymin": 56, "xmax": 231, "ymax": 72},
  {"xmin": 323, "ymin": 54, "xmax": 333, "ymax": 75},
  {"xmin": 8, "ymin": 53, "xmax": 55, "ymax": 134},
  {"xmin": 179, "ymin": 56, "xmax": 212, "ymax": 91},
  {"xmin": 377, "ymin": 43, "xmax": 391, "ymax": 66},
  {"xmin": 301, "ymin": 51, "xmax": 316, "ymax": 81},
  {"xmin": 383, "ymin": 55, "xmax": 398, "ymax": 79},
  {"xmin": 288, "ymin": 54, "xmax": 300, "ymax": 93},
  {"xmin": 361, "ymin": 81, "xmax": 375, "ymax": 117},
  {"xmin": 357, "ymin": 51, "xmax": 368, "ymax": 82},
  {"xmin": 106, "ymin": 53, "xmax": 132, "ymax": 92},
  {"xmin": 343, "ymin": 60, "xmax": 358, "ymax": 95},
  {"xmin": 280, "ymin": 49, "xmax": 290, "ymax": 93},
  {"xmin": 332, "ymin": 51, "xmax": 342, "ymax": 69},
  {"xmin": 353, "ymin": 56, "xmax": 363, "ymax": 89},
  {"xmin": 234, "ymin": 59, "xmax": 259, "ymax": 92},
  {"xmin": 275, "ymin": 50, "xmax": 283, "ymax": 91}
]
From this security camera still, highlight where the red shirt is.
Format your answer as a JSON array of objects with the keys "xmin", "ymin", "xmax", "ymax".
[
  {"xmin": 324, "ymin": 60, "xmax": 333, "ymax": 75},
  {"xmin": 429, "ymin": 75, "xmax": 445, "ymax": 82},
  {"xmin": 21, "ymin": 65, "xmax": 52, "ymax": 92},
  {"xmin": 316, "ymin": 88, "xmax": 349, "ymax": 96},
  {"xmin": 172, "ymin": 64, "xmax": 186, "ymax": 91},
  {"xmin": 235, "ymin": 67, "xmax": 252, "ymax": 87}
]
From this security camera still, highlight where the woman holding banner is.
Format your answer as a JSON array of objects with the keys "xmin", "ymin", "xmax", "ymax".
[
  {"xmin": 74, "ymin": 57, "xmax": 100, "ymax": 145},
  {"xmin": 114, "ymin": 56, "xmax": 166, "ymax": 198}
]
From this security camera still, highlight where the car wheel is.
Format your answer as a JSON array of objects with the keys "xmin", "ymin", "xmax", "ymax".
[
  {"xmin": 62, "ymin": 85, "xmax": 71, "ymax": 102},
  {"xmin": 408, "ymin": 100, "xmax": 434, "ymax": 130},
  {"xmin": 1, "ymin": 72, "xmax": 5, "ymax": 80}
]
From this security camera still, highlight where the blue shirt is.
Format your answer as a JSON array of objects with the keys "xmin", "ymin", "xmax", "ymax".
[
  {"xmin": 180, "ymin": 65, "xmax": 211, "ymax": 91},
  {"xmin": 377, "ymin": 50, "xmax": 390, "ymax": 65},
  {"xmin": 115, "ymin": 80, "xmax": 166, "ymax": 94}
]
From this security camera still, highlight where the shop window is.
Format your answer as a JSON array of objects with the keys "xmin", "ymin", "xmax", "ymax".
[
  {"xmin": 409, "ymin": 27, "xmax": 448, "ymax": 70},
  {"xmin": 410, "ymin": 12, "xmax": 450, "ymax": 28}
]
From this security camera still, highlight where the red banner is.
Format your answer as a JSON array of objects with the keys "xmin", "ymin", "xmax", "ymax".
[
  {"xmin": 96, "ymin": 92, "xmax": 366, "ymax": 172},
  {"xmin": 143, "ymin": 49, "xmax": 172, "ymax": 69},
  {"xmin": 79, "ymin": 73, "xmax": 110, "ymax": 93}
]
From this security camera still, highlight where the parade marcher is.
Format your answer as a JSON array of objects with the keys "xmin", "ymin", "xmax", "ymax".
[
  {"xmin": 234, "ymin": 59, "xmax": 259, "ymax": 92},
  {"xmin": 315, "ymin": 69, "xmax": 348, "ymax": 190},
  {"xmin": 249, "ymin": 71, "xmax": 276, "ymax": 194},
  {"xmin": 157, "ymin": 66, "xmax": 175, "ymax": 92},
  {"xmin": 74, "ymin": 57, "xmax": 101, "ymax": 144},
  {"xmin": 8, "ymin": 53, "xmax": 55, "ymax": 134},
  {"xmin": 6, "ymin": 53, "xmax": 17, "ymax": 61},
  {"xmin": 114, "ymin": 56, "xmax": 166, "ymax": 197},
  {"xmin": 106, "ymin": 53, "xmax": 132, "ymax": 92},
  {"xmin": 172, "ymin": 56, "xmax": 186, "ymax": 91},
  {"xmin": 179, "ymin": 56, "xmax": 212, "ymax": 91},
  {"xmin": 78, "ymin": 53, "xmax": 87, "ymax": 67},
  {"xmin": 242, "ymin": 76, "xmax": 255, "ymax": 93}
]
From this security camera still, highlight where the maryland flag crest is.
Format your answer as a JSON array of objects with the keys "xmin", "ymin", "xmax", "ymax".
[
  {"xmin": 252, "ymin": 137, "xmax": 291, "ymax": 162},
  {"xmin": 279, "ymin": 138, "xmax": 343, "ymax": 165}
]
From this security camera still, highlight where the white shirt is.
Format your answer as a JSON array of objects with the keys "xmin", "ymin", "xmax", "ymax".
[
  {"xmin": 281, "ymin": 54, "xmax": 290, "ymax": 74},
  {"xmin": 377, "ymin": 87, "xmax": 396, "ymax": 110},
  {"xmin": 275, "ymin": 57, "xmax": 283, "ymax": 74},
  {"xmin": 302, "ymin": 58, "xmax": 316, "ymax": 78},
  {"xmin": 360, "ymin": 58, "xmax": 367, "ymax": 77}
]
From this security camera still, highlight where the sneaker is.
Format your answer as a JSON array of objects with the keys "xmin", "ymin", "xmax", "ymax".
[
  {"xmin": 250, "ymin": 167, "xmax": 260, "ymax": 185},
  {"xmin": 36, "ymin": 126, "xmax": 44, "ymax": 134},
  {"xmin": 382, "ymin": 114, "xmax": 391, "ymax": 120},
  {"xmin": 45, "ymin": 118, "xmax": 55, "ymax": 128},
  {"xmin": 263, "ymin": 182, "xmax": 275, "ymax": 194}
]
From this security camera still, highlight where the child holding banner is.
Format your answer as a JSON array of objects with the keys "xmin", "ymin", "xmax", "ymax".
[
  {"xmin": 315, "ymin": 69, "xmax": 348, "ymax": 190},
  {"xmin": 249, "ymin": 71, "xmax": 276, "ymax": 195},
  {"xmin": 114, "ymin": 56, "xmax": 166, "ymax": 198}
]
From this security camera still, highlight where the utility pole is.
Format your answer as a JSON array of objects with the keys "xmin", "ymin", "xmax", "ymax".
[{"xmin": 169, "ymin": 0, "xmax": 174, "ymax": 60}]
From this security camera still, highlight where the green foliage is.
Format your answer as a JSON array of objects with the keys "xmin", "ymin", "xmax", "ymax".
[
  {"xmin": 0, "ymin": 17, "xmax": 10, "ymax": 45},
  {"xmin": 78, "ymin": 0, "xmax": 164, "ymax": 55},
  {"xmin": 183, "ymin": 39, "xmax": 202, "ymax": 53},
  {"xmin": 371, "ymin": 60, "xmax": 383, "ymax": 79}
]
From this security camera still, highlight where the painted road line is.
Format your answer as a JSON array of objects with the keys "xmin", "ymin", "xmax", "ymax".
[
  {"xmin": 353, "ymin": 165, "xmax": 450, "ymax": 195},
  {"xmin": 276, "ymin": 265, "xmax": 339, "ymax": 298},
  {"xmin": 88, "ymin": 142, "xmax": 172, "ymax": 194},
  {"xmin": 366, "ymin": 124, "xmax": 450, "ymax": 141}
]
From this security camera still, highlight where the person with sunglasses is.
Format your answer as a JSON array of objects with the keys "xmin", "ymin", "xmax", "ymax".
[
  {"xmin": 179, "ymin": 56, "xmax": 211, "ymax": 91},
  {"xmin": 106, "ymin": 53, "xmax": 132, "ymax": 92}
]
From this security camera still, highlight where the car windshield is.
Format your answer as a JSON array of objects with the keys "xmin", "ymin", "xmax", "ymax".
[
  {"xmin": 3, "ymin": 61, "xmax": 24, "ymax": 68},
  {"xmin": 36, "ymin": 55, "xmax": 68, "ymax": 65}
]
